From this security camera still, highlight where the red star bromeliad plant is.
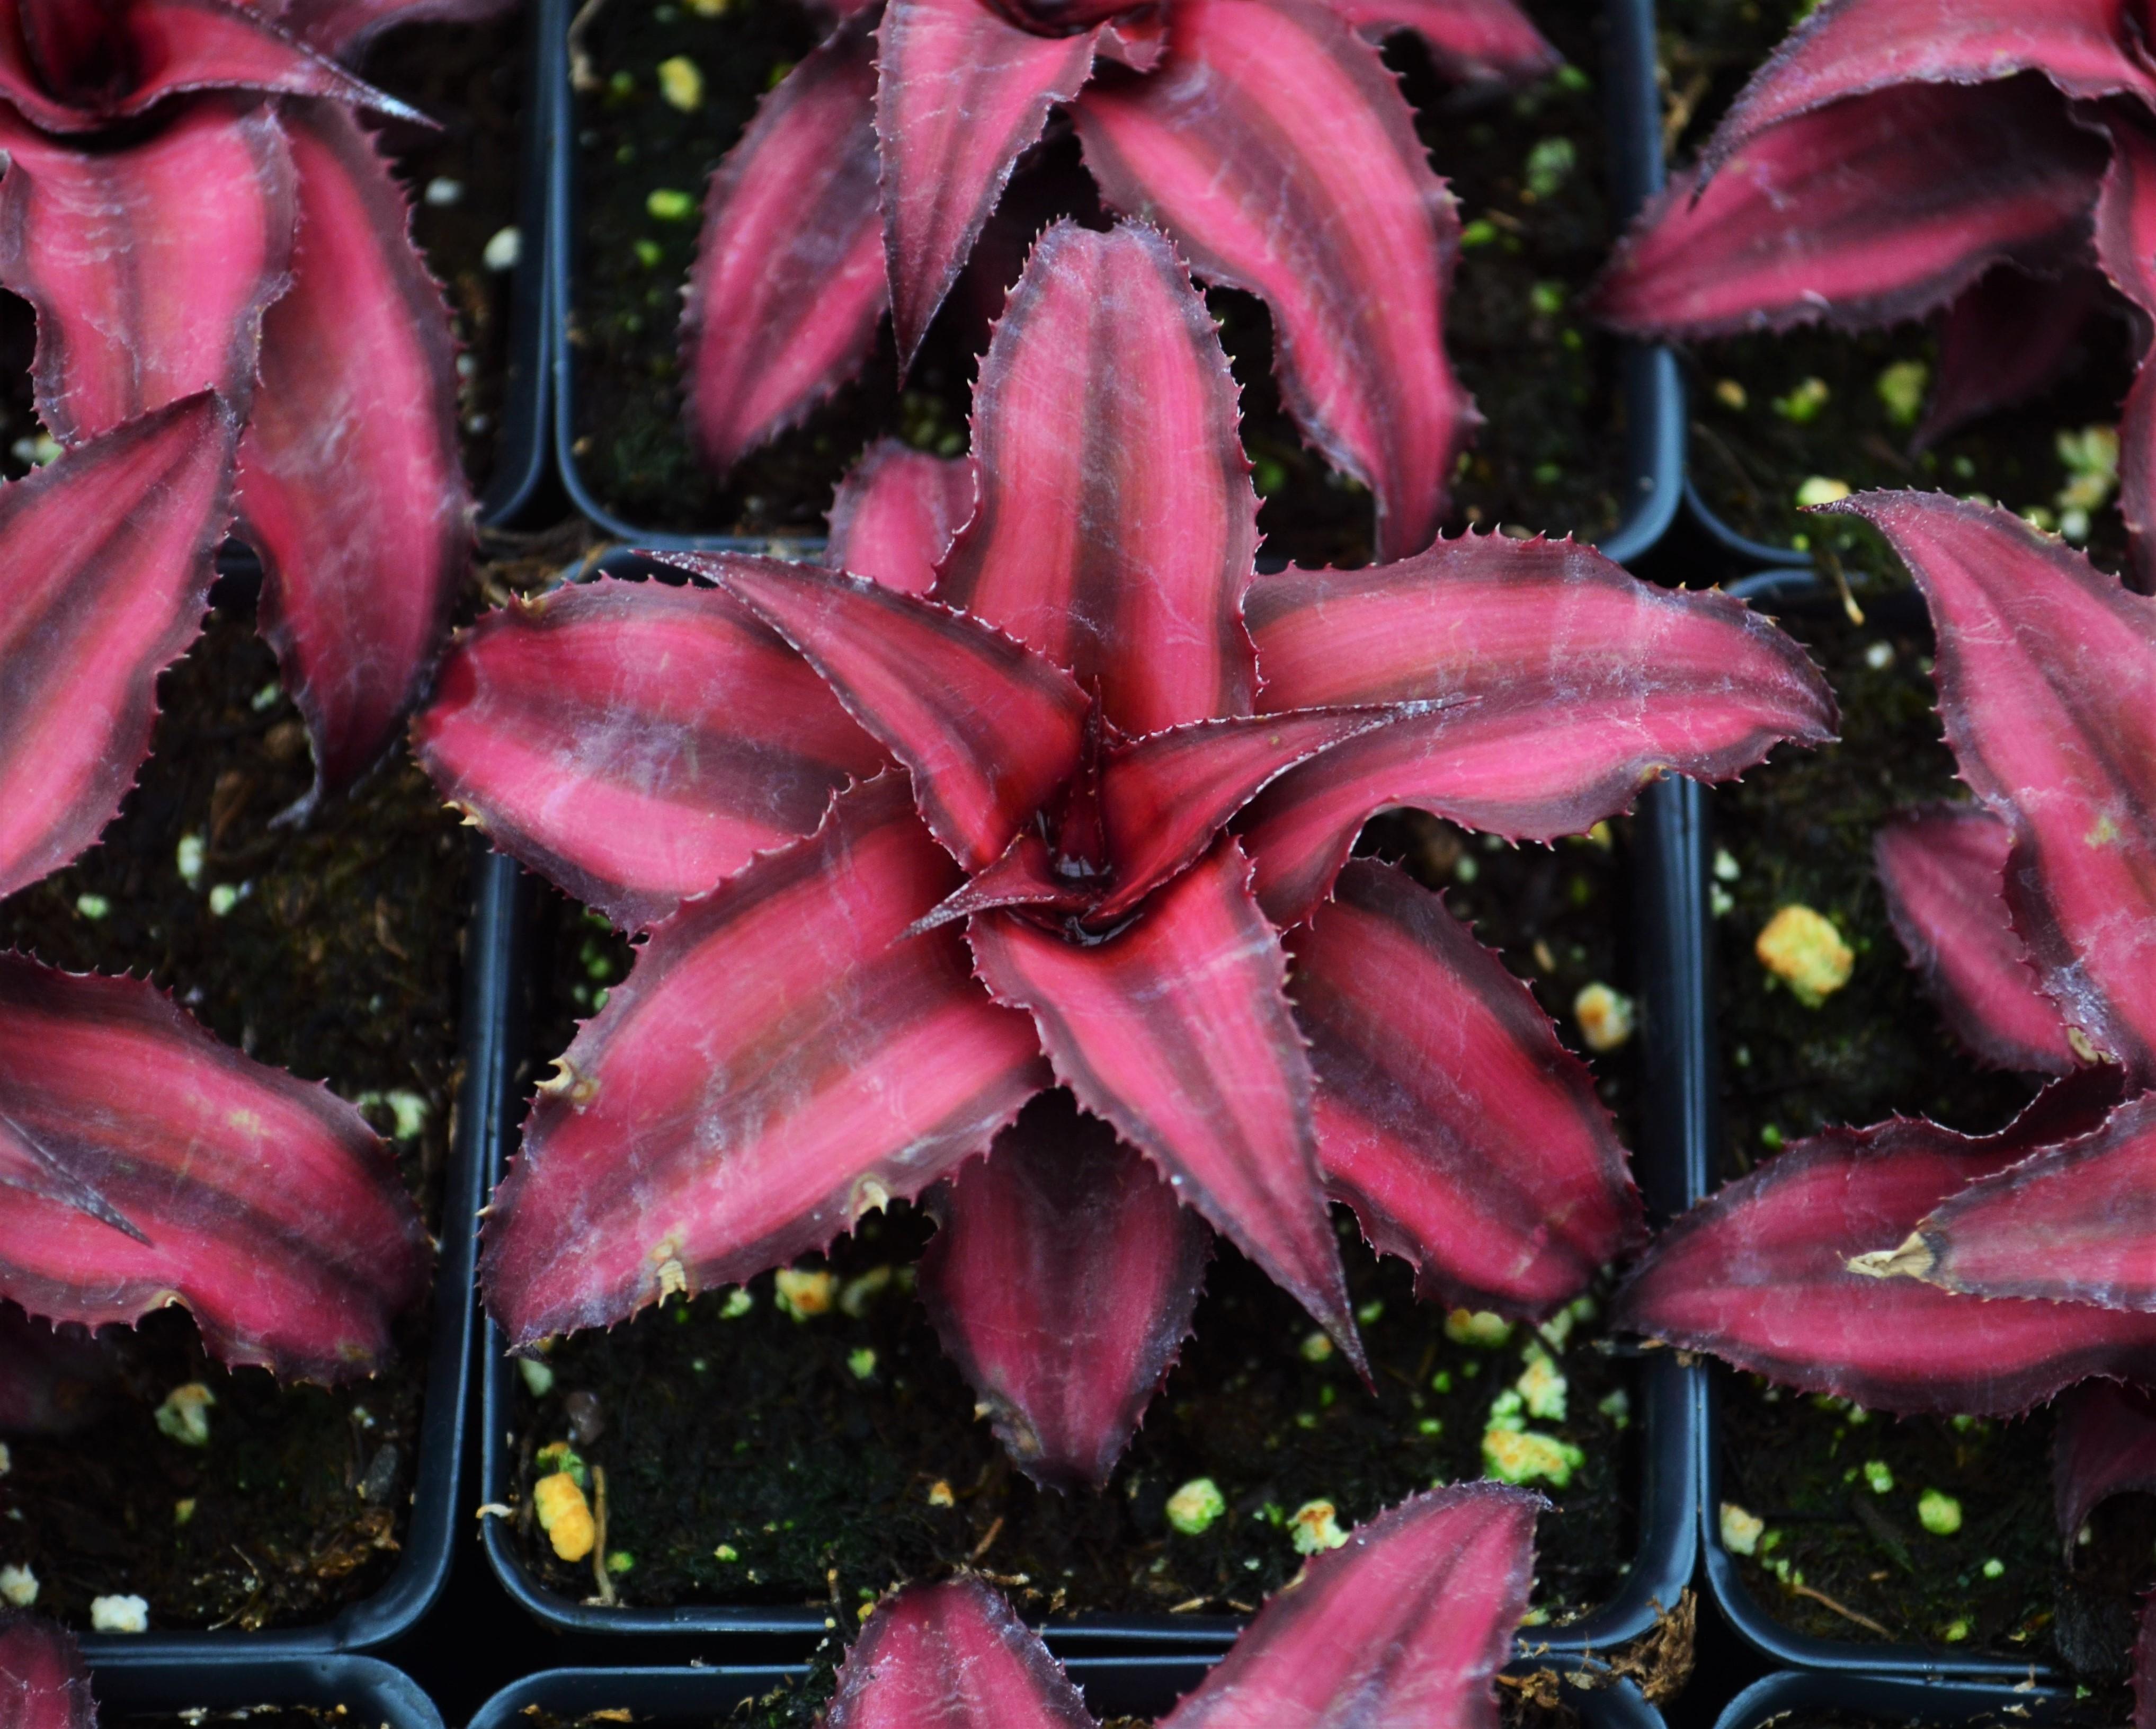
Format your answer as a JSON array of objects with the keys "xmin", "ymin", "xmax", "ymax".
[
  {"xmin": 415, "ymin": 216, "xmax": 1834, "ymax": 1490},
  {"xmin": 682, "ymin": 0, "xmax": 1563, "ymax": 561},
  {"xmin": 1614, "ymin": 489, "xmax": 2156, "ymax": 1675},
  {"xmin": 1591, "ymin": 0, "xmax": 2156, "ymax": 579}
]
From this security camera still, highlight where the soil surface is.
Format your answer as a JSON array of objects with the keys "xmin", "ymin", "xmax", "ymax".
[
  {"xmin": 505, "ymin": 806, "xmax": 1654, "ymax": 1627},
  {"xmin": 1656, "ymin": 0, "xmax": 2139, "ymax": 577},
  {"xmin": 567, "ymin": 0, "xmax": 1639, "ymax": 558}
]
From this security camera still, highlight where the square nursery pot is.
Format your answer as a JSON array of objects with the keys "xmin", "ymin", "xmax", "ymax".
[
  {"xmin": 541, "ymin": 0, "xmax": 1683, "ymax": 564},
  {"xmin": 467, "ymin": 1654, "xmax": 1669, "ymax": 1729},
  {"xmin": 470, "ymin": 568, "xmax": 1706, "ymax": 1654},
  {"xmin": 84, "ymin": 1654, "xmax": 443, "ymax": 1729},
  {"xmin": 15, "ymin": 4, "xmax": 553, "ymax": 1661},
  {"xmin": 1713, "ymin": 1670, "xmax": 2078, "ymax": 1729}
]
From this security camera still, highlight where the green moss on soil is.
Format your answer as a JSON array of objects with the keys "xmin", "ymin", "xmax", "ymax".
[
  {"xmin": 508, "ymin": 815, "xmax": 1649, "ymax": 1622},
  {"xmin": 569, "ymin": 0, "xmax": 1635, "ymax": 557}
]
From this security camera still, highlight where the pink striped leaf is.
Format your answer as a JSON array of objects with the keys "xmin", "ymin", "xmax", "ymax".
[
  {"xmin": 825, "ymin": 439, "xmax": 975, "ymax": 598},
  {"xmin": 246, "ymin": 0, "xmax": 520, "ymax": 60},
  {"xmin": 1288, "ymin": 861, "xmax": 1644, "ymax": 1317},
  {"xmin": 1591, "ymin": 81, "xmax": 2106, "ymax": 340},
  {"xmin": 1874, "ymin": 804, "xmax": 2080, "ymax": 1075},
  {"xmin": 1918, "ymin": 267, "xmax": 2105, "ymax": 452},
  {"xmin": 918, "ymin": 1090, "xmax": 1210, "ymax": 1489},
  {"xmin": 1820, "ymin": 493, "xmax": 2156, "ymax": 1086},
  {"xmin": 1239, "ymin": 533, "xmax": 1837, "ymax": 925},
  {"xmin": 0, "ymin": 97, "xmax": 293, "ymax": 443},
  {"xmin": 0, "ymin": 955, "xmax": 429, "ymax": 1382},
  {"xmin": 0, "ymin": 1613, "xmax": 92, "ymax": 1729},
  {"xmin": 906, "ymin": 832, "xmax": 1091, "ymax": 937},
  {"xmin": 1882, "ymin": 1091, "xmax": 2156, "ymax": 1311},
  {"xmin": 968, "ymin": 838, "xmax": 1366, "ymax": 1373},
  {"xmin": 482, "ymin": 777, "xmax": 1050, "ymax": 1347},
  {"xmin": 1318, "ymin": 0, "xmax": 1557, "ymax": 84},
  {"xmin": 874, "ymin": 0, "xmax": 1099, "ymax": 367},
  {"xmin": 675, "ymin": 551, "xmax": 1089, "ymax": 874},
  {"xmin": 0, "ymin": 0, "xmax": 417, "ymax": 130},
  {"xmin": 936, "ymin": 218, "xmax": 1260, "ymax": 735},
  {"xmin": 409, "ymin": 576, "xmax": 890, "ymax": 932},
  {"xmin": 1696, "ymin": 0, "xmax": 2156, "ymax": 181},
  {"xmin": 2095, "ymin": 112, "xmax": 2156, "ymax": 586},
  {"xmin": 1091, "ymin": 706, "xmax": 1413, "ymax": 923},
  {"xmin": 2054, "ymin": 1380, "xmax": 2156, "ymax": 1555},
  {"xmin": 1615, "ymin": 1085, "xmax": 2156, "ymax": 1415},
  {"xmin": 239, "ymin": 99, "xmax": 468, "ymax": 792},
  {"xmin": 827, "ymin": 1576, "xmax": 1093, "ymax": 1729},
  {"xmin": 1159, "ymin": 1484, "xmax": 1539, "ymax": 1729},
  {"xmin": 0, "ymin": 1305, "xmax": 110, "ymax": 1437},
  {"xmin": 1073, "ymin": 0, "xmax": 1472, "ymax": 563},
  {"xmin": 0, "ymin": 394, "xmax": 236, "ymax": 903},
  {"xmin": 683, "ymin": 14, "xmax": 885, "ymax": 475}
]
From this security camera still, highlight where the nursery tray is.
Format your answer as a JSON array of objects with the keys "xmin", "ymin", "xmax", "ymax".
[
  {"xmin": 87, "ymin": 1652, "xmax": 444, "ymax": 1729},
  {"xmin": 57, "ymin": 0, "xmax": 554, "ymax": 1654},
  {"xmin": 541, "ymin": 0, "xmax": 1682, "ymax": 564},
  {"xmin": 1713, "ymin": 1669, "xmax": 2073, "ymax": 1729},
  {"xmin": 467, "ymin": 1653, "xmax": 1670, "ymax": 1729}
]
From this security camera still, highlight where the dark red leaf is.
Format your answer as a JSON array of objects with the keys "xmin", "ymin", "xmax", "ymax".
[
  {"xmin": 1821, "ymin": 492, "xmax": 2156, "ymax": 1085},
  {"xmin": 968, "ymin": 838, "xmax": 1365, "ymax": 1372},
  {"xmin": 0, "ymin": 97, "xmax": 291, "ymax": 442},
  {"xmin": 2095, "ymin": 111, "xmax": 2156, "ymax": 587},
  {"xmin": 2055, "ymin": 1381, "xmax": 2156, "ymax": 1555},
  {"xmin": 1073, "ymin": 0, "xmax": 1472, "ymax": 562},
  {"xmin": 825, "ymin": 438, "xmax": 975, "ymax": 597},
  {"xmin": 0, "ymin": 0, "xmax": 418, "ymax": 130},
  {"xmin": 1615, "ymin": 1088, "xmax": 2156, "ymax": 1415},
  {"xmin": 1697, "ymin": 0, "xmax": 2156, "ymax": 181},
  {"xmin": 1874, "ymin": 804, "xmax": 2080, "ymax": 1074},
  {"xmin": 1239, "ymin": 533, "xmax": 1836, "ymax": 925},
  {"xmin": 246, "ymin": 0, "xmax": 520, "ymax": 61},
  {"xmin": 0, "ymin": 394, "xmax": 236, "ymax": 902},
  {"xmin": 0, "ymin": 1304, "xmax": 111, "ymax": 1436},
  {"xmin": 1317, "ymin": 0, "xmax": 1557, "ymax": 84},
  {"xmin": 1886, "ymin": 1090, "xmax": 2156, "ymax": 1312},
  {"xmin": 238, "ymin": 99, "xmax": 468, "ymax": 792},
  {"xmin": 0, "ymin": 1613, "xmax": 93, "ymax": 1729},
  {"xmin": 1591, "ymin": 80, "xmax": 2106, "ymax": 340},
  {"xmin": 827, "ymin": 1576, "xmax": 1093, "ymax": 1729},
  {"xmin": 1917, "ymin": 267, "xmax": 2106, "ymax": 453},
  {"xmin": 482, "ymin": 777, "xmax": 1050, "ymax": 1347},
  {"xmin": 874, "ymin": 0, "xmax": 1098, "ymax": 367},
  {"xmin": 1288, "ymin": 861, "xmax": 1643, "ymax": 1316},
  {"xmin": 1159, "ymin": 1484, "xmax": 1539, "ymax": 1729},
  {"xmin": 409, "ymin": 576, "xmax": 890, "ymax": 931},
  {"xmin": 906, "ymin": 832, "xmax": 1091, "ymax": 937},
  {"xmin": 936, "ymin": 218, "xmax": 1260, "ymax": 735},
  {"xmin": 0, "ymin": 954, "xmax": 428, "ymax": 1382},
  {"xmin": 1092, "ymin": 706, "xmax": 1409, "ymax": 923},
  {"xmin": 672, "ymin": 551, "xmax": 1089, "ymax": 874},
  {"xmin": 682, "ymin": 14, "xmax": 885, "ymax": 474},
  {"xmin": 918, "ymin": 1090, "xmax": 1209, "ymax": 1489}
]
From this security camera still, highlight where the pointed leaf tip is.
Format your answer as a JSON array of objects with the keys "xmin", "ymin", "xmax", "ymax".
[
  {"xmin": 920, "ymin": 1093, "xmax": 1209, "ymax": 1489},
  {"xmin": 0, "ymin": 393, "xmax": 237, "ymax": 903},
  {"xmin": 828, "ymin": 1576, "xmax": 1092, "ymax": 1729},
  {"xmin": 1161, "ymin": 1484, "xmax": 1539, "ymax": 1729},
  {"xmin": 826, "ymin": 439, "xmax": 976, "ymax": 598}
]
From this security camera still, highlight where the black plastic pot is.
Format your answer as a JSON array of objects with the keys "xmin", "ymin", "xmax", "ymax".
[
  {"xmin": 541, "ymin": 0, "xmax": 1686, "ymax": 564},
  {"xmin": 1713, "ymin": 1668, "xmax": 2073, "ymax": 1729},
  {"xmin": 63, "ymin": 0, "xmax": 553, "ymax": 1656},
  {"xmin": 85, "ymin": 1653, "xmax": 444, "ymax": 1729},
  {"xmin": 469, "ymin": 1654, "xmax": 1671, "ymax": 1729}
]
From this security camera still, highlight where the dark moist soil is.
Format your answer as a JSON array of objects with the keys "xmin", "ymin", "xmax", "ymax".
[
  {"xmin": 0, "ymin": 605, "xmax": 470, "ymax": 1632},
  {"xmin": 568, "ymin": 0, "xmax": 1634, "ymax": 559},
  {"xmin": 1656, "ymin": 0, "xmax": 2139, "ymax": 576},
  {"xmin": 120, "ymin": 1712, "xmax": 358, "ymax": 1729},
  {"xmin": 505, "ymin": 812, "xmax": 1653, "ymax": 1629}
]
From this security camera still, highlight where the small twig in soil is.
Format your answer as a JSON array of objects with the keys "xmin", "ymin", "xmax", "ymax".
[
  {"xmin": 589, "ymin": 1464, "xmax": 618, "ymax": 1607},
  {"xmin": 566, "ymin": 0, "xmax": 610, "ymax": 91},
  {"xmin": 969, "ymin": 1515, "xmax": 1006, "ymax": 1564},
  {"xmin": 1786, "ymin": 1579, "xmax": 1893, "ymax": 1638}
]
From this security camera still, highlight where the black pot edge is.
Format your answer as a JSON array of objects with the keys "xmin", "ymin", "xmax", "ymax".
[
  {"xmin": 539, "ymin": 0, "xmax": 1688, "ymax": 570},
  {"xmin": 1690, "ymin": 566, "xmax": 2062, "ymax": 1682},
  {"xmin": 470, "ymin": 644, "xmax": 1705, "ymax": 1652},
  {"xmin": 81, "ymin": 1651, "xmax": 445, "ymax": 1729},
  {"xmin": 68, "ymin": 0, "xmax": 555, "ymax": 1655},
  {"xmin": 465, "ymin": 1654, "xmax": 1670, "ymax": 1729},
  {"xmin": 1713, "ymin": 1667, "xmax": 2074, "ymax": 1729}
]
